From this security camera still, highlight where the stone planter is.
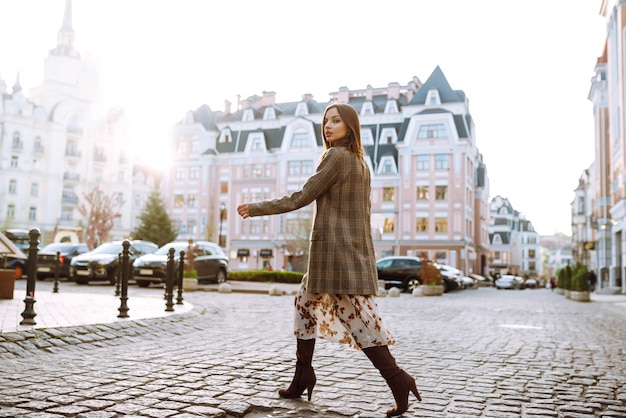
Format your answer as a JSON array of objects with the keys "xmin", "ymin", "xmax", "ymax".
[
  {"xmin": 555, "ymin": 288, "xmax": 565, "ymax": 295},
  {"xmin": 182, "ymin": 278, "xmax": 198, "ymax": 291},
  {"xmin": 569, "ymin": 291, "xmax": 590, "ymax": 302},
  {"xmin": 0, "ymin": 269, "xmax": 15, "ymax": 299},
  {"xmin": 565, "ymin": 290, "xmax": 571, "ymax": 299},
  {"xmin": 421, "ymin": 284, "xmax": 444, "ymax": 296}
]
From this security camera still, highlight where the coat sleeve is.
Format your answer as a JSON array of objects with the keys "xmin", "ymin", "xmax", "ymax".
[{"xmin": 247, "ymin": 148, "xmax": 342, "ymax": 217}]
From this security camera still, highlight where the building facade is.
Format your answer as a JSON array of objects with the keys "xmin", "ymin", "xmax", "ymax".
[
  {"xmin": 165, "ymin": 67, "xmax": 492, "ymax": 275},
  {"xmin": 0, "ymin": 0, "xmax": 156, "ymax": 246}
]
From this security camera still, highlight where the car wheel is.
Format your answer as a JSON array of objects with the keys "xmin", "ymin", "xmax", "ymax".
[
  {"xmin": 216, "ymin": 269, "xmax": 227, "ymax": 284},
  {"xmin": 136, "ymin": 280, "xmax": 151, "ymax": 288},
  {"xmin": 404, "ymin": 277, "xmax": 421, "ymax": 293}
]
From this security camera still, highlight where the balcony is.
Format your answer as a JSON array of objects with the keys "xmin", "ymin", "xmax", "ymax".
[
  {"xmin": 63, "ymin": 172, "xmax": 80, "ymax": 182},
  {"xmin": 33, "ymin": 144, "xmax": 45, "ymax": 154}
]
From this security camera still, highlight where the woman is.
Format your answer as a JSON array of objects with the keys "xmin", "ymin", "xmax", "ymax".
[{"xmin": 237, "ymin": 103, "xmax": 421, "ymax": 417}]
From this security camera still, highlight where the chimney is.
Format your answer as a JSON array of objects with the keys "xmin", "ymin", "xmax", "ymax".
[
  {"xmin": 338, "ymin": 86, "xmax": 350, "ymax": 104},
  {"xmin": 261, "ymin": 91, "xmax": 276, "ymax": 107},
  {"xmin": 365, "ymin": 85, "xmax": 373, "ymax": 101},
  {"xmin": 302, "ymin": 93, "xmax": 314, "ymax": 101},
  {"xmin": 387, "ymin": 82, "xmax": 400, "ymax": 100},
  {"xmin": 224, "ymin": 100, "xmax": 232, "ymax": 114}
]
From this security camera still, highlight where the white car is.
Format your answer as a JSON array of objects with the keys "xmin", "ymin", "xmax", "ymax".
[{"xmin": 495, "ymin": 275, "xmax": 523, "ymax": 290}]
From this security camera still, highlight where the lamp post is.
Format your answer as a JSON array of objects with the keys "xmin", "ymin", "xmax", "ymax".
[{"xmin": 219, "ymin": 202, "xmax": 226, "ymax": 247}]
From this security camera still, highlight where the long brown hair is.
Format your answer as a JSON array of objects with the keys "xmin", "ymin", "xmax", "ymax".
[{"xmin": 321, "ymin": 103, "xmax": 367, "ymax": 170}]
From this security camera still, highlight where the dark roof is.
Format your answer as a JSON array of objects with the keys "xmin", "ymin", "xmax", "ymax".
[{"xmin": 409, "ymin": 66, "xmax": 466, "ymax": 105}]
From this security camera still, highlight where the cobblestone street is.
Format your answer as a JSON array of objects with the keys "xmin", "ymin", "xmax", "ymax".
[{"xmin": 1, "ymin": 283, "xmax": 625, "ymax": 417}]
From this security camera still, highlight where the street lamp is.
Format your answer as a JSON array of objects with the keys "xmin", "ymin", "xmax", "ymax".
[{"xmin": 218, "ymin": 202, "xmax": 226, "ymax": 247}]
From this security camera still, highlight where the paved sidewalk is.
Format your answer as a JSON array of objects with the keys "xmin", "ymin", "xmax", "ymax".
[{"xmin": 0, "ymin": 279, "xmax": 301, "ymax": 334}]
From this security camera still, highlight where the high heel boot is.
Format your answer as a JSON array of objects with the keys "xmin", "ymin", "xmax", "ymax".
[
  {"xmin": 278, "ymin": 338, "xmax": 316, "ymax": 401},
  {"xmin": 363, "ymin": 345, "xmax": 421, "ymax": 417}
]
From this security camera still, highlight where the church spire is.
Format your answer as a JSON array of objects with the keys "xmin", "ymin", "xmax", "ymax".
[
  {"xmin": 12, "ymin": 72, "xmax": 22, "ymax": 94},
  {"xmin": 50, "ymin": 0, "xmax": 80, "ymax": 58}
]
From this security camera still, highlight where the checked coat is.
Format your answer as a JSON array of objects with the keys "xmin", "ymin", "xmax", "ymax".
[{"xmin": 247, "ymin": 146, "xmax": 378, "ymax": 295}]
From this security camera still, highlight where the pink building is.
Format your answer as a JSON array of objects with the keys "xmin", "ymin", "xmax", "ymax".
[{"xmin": 165, "ymin": 67, "xmax": 490, "ymax": 275}]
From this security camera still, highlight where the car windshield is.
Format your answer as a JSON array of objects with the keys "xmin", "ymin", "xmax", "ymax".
[
  {"xmin": 42, "ymin": 243, "xmax": 77, "ymax": 252},
  {"xmin": 154, "ymin": 242, "xmax": 189, "ymax": 256},
  {"xmin": 90, "ymin": 243, "xmax": 123, "ymax": 255}
]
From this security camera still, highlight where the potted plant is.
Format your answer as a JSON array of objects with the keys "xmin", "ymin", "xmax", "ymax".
[
  {"xmin": 417, "ymin": 252, "xmax": 444, "ymax": 296},
  {"xmin": 555, "ymin": 268, "xmax": 565, "ymax": 295},
  {"xmin": 182, "ymin": 269, "xmax": 198, "ymax": 291},
  {"xmin": 570, "ymin": 263, "xmax": 590, "ymax": 302}
]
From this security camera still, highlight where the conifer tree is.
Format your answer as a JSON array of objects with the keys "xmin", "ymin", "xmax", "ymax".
[{"xmin": 132, "ymin": 189, "xmax": 178, "ymax": 247}]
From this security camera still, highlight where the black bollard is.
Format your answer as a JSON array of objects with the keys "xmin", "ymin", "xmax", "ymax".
[
  {"xmin": 20, "ymin": 228, "xmax": 40, "ymax": 325},
  {"xmin": 52, "ymin": 251, "xmax": 60, "ymax": 293},
  {"xmin": 176, "ymin": 250, "xmax": 185, "ymax": 304},
  {"xmin": 164, "ymin": 248, "xmax": 175, "ymax": 312},
  {"xmin": 114, "ymin": 253, "xmax": 121, "ymax": 296},
  {"xmin": 117, "ymin": 241, "xmax": 130, "ymax": 318}
]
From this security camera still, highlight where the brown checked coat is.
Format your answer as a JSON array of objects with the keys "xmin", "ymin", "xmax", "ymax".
[{"xmin": 247, "ymin": 146, "xmax": 378, "ymax": 295}]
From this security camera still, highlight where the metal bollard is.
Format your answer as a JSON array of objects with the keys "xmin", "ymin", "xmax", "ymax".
[
  {"xmin": 117, "ymin": 241, "xmax": 130, "ymax": 318},
  {"xmin": 20, "ymin": 228, "xmax": 41, "ymax": 325},
  {"xmin": 114, "ymin": 253, "xmax": 121, "ymax": 296},
  {"xmin": 176, "ymin": 250, "xmax": 185, "ymax": 304},
  {"xmin": 165, "ymin": 248, "xmax": 175, "ymax": 311},
  {"xmin": 52, "ymin": 251, "xmax": 60, "ymax": 293}
]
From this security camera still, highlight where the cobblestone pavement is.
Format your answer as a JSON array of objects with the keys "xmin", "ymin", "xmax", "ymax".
[{"xmin": 1, "ymin": 283, "xmax": 626, "ymax": 417}]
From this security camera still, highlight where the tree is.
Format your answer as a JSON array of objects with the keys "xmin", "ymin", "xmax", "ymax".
[
  {"xmin": 78, "ymin": 185, "xmax": 124, "ymax": 250},
  {"xmin": 132, "ymin": 189, "xmax": 178, "ymax": 247}
]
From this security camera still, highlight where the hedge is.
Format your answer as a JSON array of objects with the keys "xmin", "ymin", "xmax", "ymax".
[{"xmin": 228, "ymin": 270, "xmax": 305, "ymax": 284}]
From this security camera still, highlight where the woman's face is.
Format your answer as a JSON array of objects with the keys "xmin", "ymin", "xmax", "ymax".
[{"xmin": 324, "ymin": 107, "xmax": 349, "ymax": 144}]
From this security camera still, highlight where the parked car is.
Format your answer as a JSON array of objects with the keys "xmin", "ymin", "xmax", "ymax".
[
  {"xmin": 376, "ymin": 256, "xmax": 459, "ymax": 293},
  {"xmin": 468, "ymin": 273, "xmax": 493, "ymax": 287},
  {"xmin": 458, "ymin": 275, "xmax": 477, "ymax": 289},
  {"xmin": 523, "ymin": 277, "xmax": 538, "ymax": 289},
  {"xmin": 70, "ymin": 240, "xmax": 158, "ymax": 284},
  {"xmin": 495, "ymin": 274, "xmax": 524, "ymax": 290},
  {"xmin": 37, "ymin": 242, "xmax": 89, "ymax": 280},
  {"xmin": 133, "ymin": 241, "xmax": 228, "ymax": 287},
  {"xmin": 435, "ymin": 263, "xmax": 464, "ymax": 289},
  {"xmin": 2, "ymin": 229, "xmax": 31, "ymax": 278}
]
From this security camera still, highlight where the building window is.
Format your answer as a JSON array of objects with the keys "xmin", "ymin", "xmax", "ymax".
[
  {"xmin": 383, "ymin": 217, "xmax": 394, "ymax": 233},
  {"xmin": 29, "ymin": 207, "xmax": 37, "ymax": 221},
  {"xmin": 417, "ymin": 123, "xmax": 447, "ymax": 139},
  {"xmin": 291, "ymin": 132, "xmax": 309, "ymax": 147},
  {"xmin": 220, "ymin": 181, "xmax": 228, "ymax": 194},
  {"xmin": 416, "ymin": 186, "xmax": 429, "ymax": 200},
  {"xmin": 174, "ymin": 194, "xmax": 185, "ymax": 207},
  {"xmin": 191, "ymin": 140, "xmax": 200, "ymax": 154},
  {"xmin": 382, "ymin": 160, "xmax": 394, "ymax": 173},
  {"xmin": 288, "ymin": 161, "xmax": 299, "ymax": 176},
  {"xmin": 435, "ymin": 217, "xmax": 448, "ymax": 232},
  {"xmin": 188, "ymin": 219, "xmax": 197, "ymax": 234},
  {"xmin": 118, "ymin": 171, "xmax": 124, "ymax": 182},
  {"xmin": 416, "ymin": 155, "xmax": 429, "ymax": 170},
  {"xmin": 250, "ymin": 219, "xmax": 261, "ymax": 235},
  {"xmin": 134, "ymin": 193, "xmax": 142, "ymax": 207},
  {"xmin": 435, "ymin": 186, "xmax": 447, "ymax": 200},
  {"xmin": 302, "ymin": 160, "xmax": 313, "ymax": 175},
  {"xmin": 9, "ymin": 179, "xmax": 17, "ymax": 194},
  {"xmin": 379, "ymin": 128, "xmax": 397, "ymax": 144},
  {"xmin": 10, "ymin": 156, "xmax": 18, "ymax": 168},
  {"xmin": 116, "ymin": 192, "xmax": 124, "ymax": 206},
  {"xmin": 177, "ymin": 141, "xmax": 186, "ymax": 155},
  {"xmin": 61, "ymin": 207, "xmax": 72, "ymax": 221},
  {"xmin": 31, "ymin": 182, "xmax": 39, "ymax": 197},
  {"xmin": 416, "ymin": 217, "xmax": 428, "ymax": 232},
  {"xmin": 362, "ymin": 129, "xmax": 374, "ymax": 145},
  {"xmin": 176, "ymin": 168, "xmax": 185, "ymax": 180},
  {"xmin": 295, "ymin": 102, "xmax": 308, "ymax": 116},
  {"xmin": 383, "ymin": 187, "xmax": 395, "ymax": 202},
  {"xmin": 263, "ymin": 107, "xmax": 276, "ymax": 120},
  {"xmin": 189, "ymin": 167, "xmax": 199, "ymax": 180},
  {"xmin": 12, "ymin": 132, "xmax": 21, "ymax": 148},
  {"xmin": 361, "ymin": 102, "xmax": 374, "ymax": 116},
  {"xmin": 7, "ymin": 204, "xmax": 15, "ymax": 219},
  {"xmin": 384, "ymin": 100, "xmax": 398, "ymax": 114},
  {"xmin": 251, "ymin": 138, "xmax": 264, "ymax": 151},
  {"xmin": 435, "ymin": 154, "xmax": 448, "ymax": 169},
  {"xmin": 33, "ymin": 136, "xmax": 44, "ymax": 153},
  {"xmin": 188, "ymin": 194, "xmax": 197, "ymax": 208},
  {"xmin": 251, "ymin": 164, "xmax": 263, "ymax": 178},
  {"xmin": 242, "ymin": 109, "xmax": 254, "ymax": 121}
]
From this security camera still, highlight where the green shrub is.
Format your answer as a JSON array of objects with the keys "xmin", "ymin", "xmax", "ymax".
[
  {"xmin": 559, "ymin": 264, "xmax": 573, "ymax": 290},
  {"xmin": 571, "ymin": 263, "xmax": 590, "ymax": 292},
  {"xmin": 228, "ymin": 270, "xmax": 304, "ymax": 284}
]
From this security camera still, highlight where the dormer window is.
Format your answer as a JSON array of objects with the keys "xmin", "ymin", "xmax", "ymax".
[
  {"xmin": 493, "ymin": 234, "xmax": 502, "ymax": 245},
  {"xmin": 361, "ymin": 128, "xmax": 374, "ymax": 145},
  {"xmin": 290, "ymin": 130, "xmax": 309, "ymax": 147},
  {"xmin": 384, "ymin": 100, "xmax": 398, "ymax": 114},
  {"xmin": 248, "ymin": 133, "xmax": 266, "ymax": 152},
  {"xmin": 361, "ymin": 102, "xmax": 374, "ymax": 116},
  {"xmin": 417, "ymin": 123, "xmax": 446, "ymax": 139},
  {"xmin": 296, "ymin": 102, "xmax": 309, "ymax": 116},
  {"xmin": 377, "ymin": 156, "xmax": 397, "ymax": 175},
  {"xmin": 428, "ymin": 89, "xmax": 441, "ymax": 105},
  {"xmin": 252, "ymin": 138, "xmax": 264, "ymax": 150},
  {"xmin": 378, "ymin": 127, "xmax": 398, "ymax": 144},
  {"xmin": 263, "ymin": 107, "xmax": 276, "ymax": 120},
  {"xmin": 219, "ymin": 129, "xmax": 232, "ymax": 143},
  {"xmin": 242, "ymin": 109, "xmax": 254, "ymax": 121}
]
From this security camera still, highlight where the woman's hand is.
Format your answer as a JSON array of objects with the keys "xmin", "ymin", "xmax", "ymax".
[{"xmin": 237, "ymin": 203, "xmax": 250, "ymax": 219}]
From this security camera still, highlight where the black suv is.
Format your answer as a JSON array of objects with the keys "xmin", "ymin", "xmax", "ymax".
[
  {"xmin": 37, "ymin": 243, "xmax": 89, "ymax": 280},
  {"xmin": 133, "ymin": 241, "xmax": 229, "ymax": 287},
  {"xmin": 70, "ymin": 240, "xmax": 158, "ymax": 284},
  {"xmin": 376, "ymin": 256, "xmax": 459, "ymax": 293}
]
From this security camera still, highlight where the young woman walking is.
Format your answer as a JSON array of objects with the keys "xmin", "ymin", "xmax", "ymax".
[{"xmin": 237, "ymin": 103, "xmax": 421, "ymax": 417}]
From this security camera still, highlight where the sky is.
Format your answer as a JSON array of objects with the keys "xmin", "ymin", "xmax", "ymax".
[{"xmin": 0, "ymin": 0, "xmax": 608, "ymax": 236}]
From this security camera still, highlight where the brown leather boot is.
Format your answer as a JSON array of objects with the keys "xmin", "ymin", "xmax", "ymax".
[
  {"xmin": 278, "ymin": 338, "xmax": 316, "ymax": 401},
  {"xmin": 363, "ymin": 345, "xmax": 421, "ymax": 417}
]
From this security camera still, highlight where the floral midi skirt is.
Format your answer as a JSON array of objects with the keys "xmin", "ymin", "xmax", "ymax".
[{"xmin": 293, "ymin": 275, "xmax": 395, "ymax": 350}]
